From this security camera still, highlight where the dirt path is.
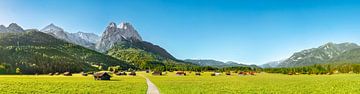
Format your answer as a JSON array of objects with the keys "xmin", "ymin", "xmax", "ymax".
[{"xmin": 142, "ymin": 76, "xmax": 160, "ymax": 94}]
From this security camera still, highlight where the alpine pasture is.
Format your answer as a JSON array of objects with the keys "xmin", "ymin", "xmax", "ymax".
[{"xmin": 2, "ymin": 72, "xmax": 360, "ymax": 94}]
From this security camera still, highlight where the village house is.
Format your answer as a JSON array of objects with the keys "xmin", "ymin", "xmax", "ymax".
[
  {"xmin": 93, "ymin": 72, "xmax": 111, "ymax": 80},
  {"xmin": 63, "ymin": 72, "xmax": 72, "ymax": 76},
  {"xmin": 176, "ymin": 71, "xmax": 186, "ymax": 76},
  {"xmin": 152, "ymin": 71, "xmax": 162, "ymax": 76}
]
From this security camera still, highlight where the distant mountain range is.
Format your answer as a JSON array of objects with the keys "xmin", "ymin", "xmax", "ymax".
[
  {"xmin": 263, "ymin": 42, "xmax": 360, "ymax": 68},
  {"xmin": 184, "ymin": 59, "xmax": 258, "ymax": 68}
]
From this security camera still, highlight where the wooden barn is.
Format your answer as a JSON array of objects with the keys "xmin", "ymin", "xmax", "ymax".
[
  {"xmin": 116, "ymin": 72, "xmax": 127, "ymax": 76},
  {"xmin": 226, "ymin": 72, "xmax": 231, "ymax": 75},
  {"xmin": 176, "ymin": 71, "xmax": 186, "ymax": 76},
  {"xmin": 195, "ymin": 72, "xmax": 201, "ymax": 76},
  {"xmin": 81, "ymin": 72, "xmax": 88, "ymax": 76},
  {"xmin": 63, "ymin": 72, "xmax": 72, "ymax": 76},
  {"xmin": 129, "ymin": 71, "xmax": 136, "ymax": 76},
  {"xmin": 152, "ymin": 71, "xmax": 162, "ymax": 76},
  {"xmin": 93, "ymin": 72, "xmax": 111, "ymax": 80},
  {"xmin": 146, "ymin": 69, "xmax": 150, "ymax": 73}
]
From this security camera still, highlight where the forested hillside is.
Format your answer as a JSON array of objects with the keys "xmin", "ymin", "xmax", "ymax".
[{"xmin": 0, "ymin": 30, "xmax": 133, "ymax": 74}]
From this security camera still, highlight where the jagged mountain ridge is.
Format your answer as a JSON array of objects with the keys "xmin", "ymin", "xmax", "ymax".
[{"xmin": 40, "ymin": 24, "xmax": 100, "ymax": 49}]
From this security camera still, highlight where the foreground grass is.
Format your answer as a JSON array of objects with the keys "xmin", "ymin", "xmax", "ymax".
[
  {"xmin": 0, "ymin": 74, "xmax": 147, "ymax": 94},
  {"xmin": 144, "ymin": 72, "xmax": 360, "ymax": 94}
]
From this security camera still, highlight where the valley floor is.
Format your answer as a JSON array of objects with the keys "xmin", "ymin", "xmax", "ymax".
[{"xmin": 1, "ymin": 72, "xmax": 360, "ymax": 94}]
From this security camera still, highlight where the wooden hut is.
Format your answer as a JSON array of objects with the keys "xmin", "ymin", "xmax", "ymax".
[
  {"xmin": 152, "ymin": 71, "xmax": 162, "ymax": 76},
  {"xmin": 211, "ymin": 73, "xmax": 216, "ymax": 76},
  {"xmin": 176, "ymin": 71, "xmax": 186, "ymax": 76},
  {"xmin": 93, "ymin": 72, "xmax": 112, "ymax": 80},
  {"xmin": 212, "ymin": 72, "xmax": 221, "ymax": 76},
  {"xmin": 55, "ymin": 72, "xmax": 60, "ymax": 75},
  {"xmin": 63, "ymin": 72, "xmax": 72, "ymax": 76},
  {"xmin": 48, "ymin": 73, "xmax": 54, "ymax": 76},
  {"xmin": 195, "ymin": 72, "xmax": 201, "ymax": 76},
  {"xmin": 116, "ymin": 72, "xmax": 127, "ymax": 76},
  {"xmin": 146, "ymin": 69, "xmax": 150, "ymax": 73},
  {"xmin": 226, "ymin": 72, "xmax": 231, "ymax": 75},
  {"xmin": 82, "ymin": 72, "xmax": 88, "ymax": 76},
  {"xmin": 129, "ymin": 71, "xmax": 136, "ymax": 76}
]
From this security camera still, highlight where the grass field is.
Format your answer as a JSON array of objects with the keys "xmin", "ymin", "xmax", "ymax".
[
  {"xmin": 143, "ymin": 72, "xmax": 360, "ymax": 94},
  {"xmin": 0, "ymin": 74, "xmax": 147, "ymax": 94},
  {"xmin": 2, "ymin": 72, "xmax": 360, "ymax": 94}
]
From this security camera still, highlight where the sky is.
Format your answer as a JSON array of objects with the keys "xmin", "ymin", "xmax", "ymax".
[{"xmin": 1, "ymin": 0, "xmax": 360, "ymax": 65}]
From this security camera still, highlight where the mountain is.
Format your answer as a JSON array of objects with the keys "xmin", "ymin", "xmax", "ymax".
[
  {"xmin": 96, "ymin": 22, "xmax": 175, "ymax": 59},
  {"xmin": 97, "ymin": 22, "xmax": 192, "ymax": 69},
  {"xmin": 0, "ymin": 23, "xmax": 25, "ymax": 33},
  {"xmin": 41, "ymin": 24, "xmax": 99, "ymax": 49},
  {"xmin": 0, "ymin": 25, "xmax": 8, "ymax": 32},
  {"xmin": 184, "ymin": 59, "xmax": 255, "ymax": 68},
  {"xmin": 0, "ymin": 29, "xmax": 133, "ymax": 74},
  {"xmin": 96, "ymin": 22, "xmax": 143, "ymax": 52},
  {"xmin": 7, "ymin": 23, "xmax": 25, "ymax": 32},
  {"xmin": 277, "ymin": 42, "xmax": 360, "ymax": 67},
  {"xmin": 261, "ymin": 60, "xmax": 282, "ymax": 68}
]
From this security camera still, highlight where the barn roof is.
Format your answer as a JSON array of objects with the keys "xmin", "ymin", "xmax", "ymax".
[{"xmin": 94, "ymin": 72, "xmax": 111, "ymax": 77}]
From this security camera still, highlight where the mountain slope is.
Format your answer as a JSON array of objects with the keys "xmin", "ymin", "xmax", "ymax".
[
  {"xmin": 329, "ymin": 48, "xmax": 360, "ymax": 63},
  {"xmin": 0, "ymin": 30, "xmax": 132, "ymax": 74},
  {"xmin": 277, "ymin": 42, "xmax": 360, "ymax": 67}
]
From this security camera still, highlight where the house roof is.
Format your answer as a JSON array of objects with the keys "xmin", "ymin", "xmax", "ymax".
[{"xmin": 94, "ymin": 72, "xmax": 111, "ymax": 77}]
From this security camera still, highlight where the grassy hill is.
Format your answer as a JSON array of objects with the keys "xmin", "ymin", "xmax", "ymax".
[{"xmin": 0, "ymin": 30, "xmax": 133, "ymax": 74}]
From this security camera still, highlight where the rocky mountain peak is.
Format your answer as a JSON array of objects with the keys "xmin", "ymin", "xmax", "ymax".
[
  {"xmin": 118, "ymin": 22, "xmax": 142, "ymax": 41},
  {"xmin": 41, "ymin": 23, "xmax": 64, "ymax": 33},
  {"xmin": 118, "ymin": 22, "xmax": 134, "ymax": 30},
  {"xmin": 7, "ymin": 23, "xmax": 24, "ymax": 32},
  {"xmin": 0, "ymin": 25, "xmax": 7, "ymax": 32}
]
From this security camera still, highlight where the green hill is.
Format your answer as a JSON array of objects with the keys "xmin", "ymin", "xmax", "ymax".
[{"xmin": 0, "ymin": 30, "xmax": 133, "ymax": 74}]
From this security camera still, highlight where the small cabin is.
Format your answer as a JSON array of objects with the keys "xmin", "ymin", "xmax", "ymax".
[
  {"xmin": 55, "ymin": 72, "xmax": 60, "ymax": 75},
  {"xmin": 116, "ymin": 72, "xmax": 127, "ymax": 76},
  {"xmin": 146, "ymin": 69, "xmax": 150, "ymax": 73},
  {"xmin": 226, "ymin": 72, "xmax": 231, "ymax": 75},
  {"xmin": 82, "ymin": 72, "xmax": 88, "ymax": 76},
  {"xmin": 93, "ymin": 72, "xmax": 112, "ymax": 80},
  {"xmin": 129, "ymin": 71, "xmax": 136, "ymax": 76},
  {"xmin": 48, "ymin": 73, "xmax": 54, "ymax": 76},
  {"xmin": 152, "ymin": 71, "xmax": 162, "ymax": 76},
  {"xmin": 63, "ymin": 72, "xmax": 72, "ymax": 76},
  {"xmin": 212, "ymin": 72, "xmax": 221, "ymax": 76},
  {"xmin": 176, "ymin": 71, "xmax": 186, "ymax": 76},
  {"xmin": 195, "ymin": 72, "xmax": 201, "ymax": 76},
  {"xmin": 250, "ymin": 72, "xmax": 256, "ymax": 75}
]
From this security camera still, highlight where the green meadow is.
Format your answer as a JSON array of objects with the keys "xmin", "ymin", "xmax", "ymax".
[
  {"xmin": 2, "ymin": 72, "xmax": 360, "ymax": 94},
  {"xmin": 143, "ymin": 72, "xmax": 360, "ymax": 94},
  {"xmin": 0, "ymin": 74, "xmax": 147, "ymax": 94}
]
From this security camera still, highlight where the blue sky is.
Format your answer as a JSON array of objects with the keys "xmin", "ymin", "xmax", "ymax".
[{"xmin": 1, "ymin": 0, "xmax": 360, "ymax": 65}]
